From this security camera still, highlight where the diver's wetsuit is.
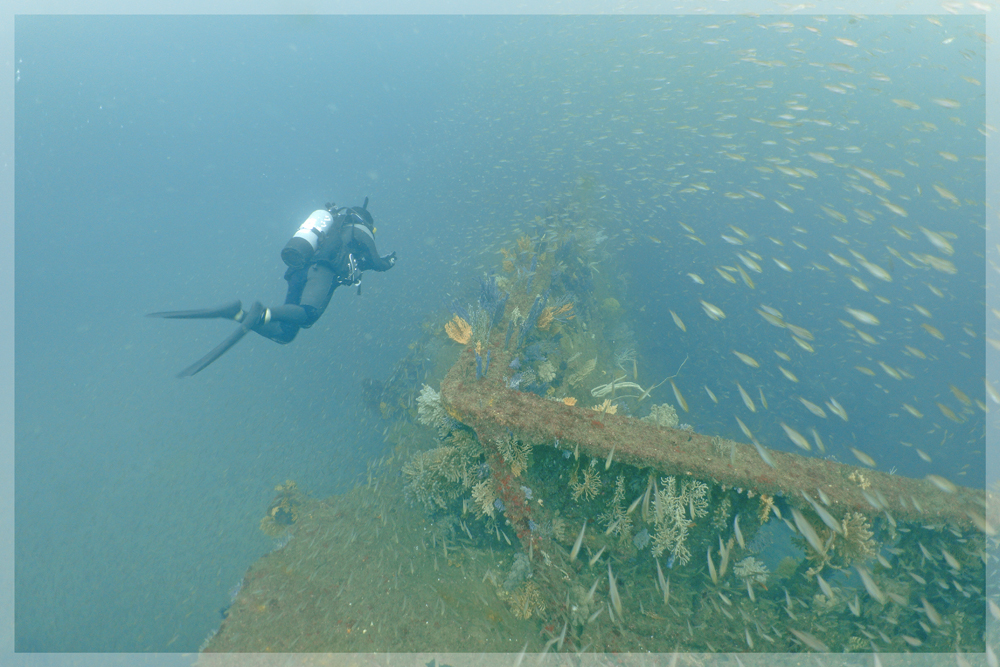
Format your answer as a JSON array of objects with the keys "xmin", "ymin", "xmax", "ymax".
[{"xmin": 254, "ymin": 219, "xmax": 395, "ymax": 344}]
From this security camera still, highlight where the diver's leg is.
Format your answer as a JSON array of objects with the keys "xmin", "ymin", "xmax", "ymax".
[
  {"xmin": 243, "ymin": 267, "xmax": 308, "ymax": 344},
  {"xmin": 250, "ymin": 308, "xmax": 303, "ymax": 344},
  {"xmin": 229, "ymin": 264, "xmax": 335, "ymax": 345},
  {"xmin": 297, "ymin": 264, "xmax": 337, "ymax": 327},
  {"xmin": 148, "ymin": 301, "xmax": 243, "ymax": 320},
  {"xmin": 251, "ymin": 264, "xmax": 336, "ymax": 343},
  {"xmin": 252, "ymin": 265, "xmax": 336, "ymax": 340}
]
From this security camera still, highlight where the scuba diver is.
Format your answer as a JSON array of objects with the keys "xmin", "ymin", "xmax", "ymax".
[{"xmin": 149, "ymin": 198, "xmax": 397, "ymax": 377}]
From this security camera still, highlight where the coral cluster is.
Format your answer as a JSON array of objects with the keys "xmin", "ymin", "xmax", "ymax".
[
  {"xmin": 848, "ymin": 470, "xmax": 871, "ymax": 490},
  {"xmin": 496, "ymin": 433, "xmax": 532, "ymax": 477},
  {"xmin": 801, "ymin": 510, "xmax": 878, "ymax": 577},
  {"xmin": 536, "ymin": 307, "xmax": 554, "ymax": 331},
  {"xmin": 598, "ymin": 475, "xmax": 635, "ymax": 547},
  {"xmin": 651, "ymin": 476, "xmax": 709, "ymax": 565},
  {"xmin": 417, "ymin": 384, "xmax": 452, "ymax": 433},
  {"xmin": 402, "ymin": 447, "xmax": 463, "ymax": 510},
  {"xmin": 445, "ymin": 315, "xmax": 472, "ymax": 344},
  {"xmin": 491, "ymin": 552, "xmax": 544, "ymax": 619},
  {"xmin": 710, "ymin": 435, "xmax": 728, "ymax": 457},
  {"xmin": 758, "ymin": 494, "xmax": 775, "ymax": 524},
  {"xmin": 838, "ymin": 512, "xmax": 878, "ymax": 563},
  {"xmin": 506, "ymin": 367, "xmax": 538, "ymax": 391},
  {"xmin": 570, "ymin": 463, "xmax": 602, "ymax": 501},
  {"xmin": 478, "ymin": 274, "xmax": 509, "ymax": 332},
  {"xmin": 515, "ymin": 294, "xmax": 548, "ymax": 349},
  {"xmin": 567, "ymin": 357, "xmax": 597, "ymax": 388},
  {"xmin": 537, "ymin": 303, "xmax": 574, "ymax": 330},
  {"xmin": 734, "ymin": 556, "xmax": 769, "ymax": 585},
  {"xmin": 537, "ymin": 360, "xmax": 556, "ymax": 383},
  {"xmin": 547, "ymin": 513, "xmax": 568, "ymax": 543},
  {"xmin": 402, "ymin": 431, "xmax": 485, "ymax": 511},
  {"xmin": 643, "ymin": 403, "xmax": 680, "ymax": 429},
  {"xmin": 471, "ymin": 479, "xmax": 497, "ymax": 518},
  {"xmin": 712, "ymin": 495, "xmax": 733, "ymax": 531},
  {"xmin": 497, "ymin": 581, "xmax": 545, "ymax": 620},
  {"xmin": 591, "ymin": 399, "xmax": 618, "ymax": 415},
  {"xmin": 467, "ymin": 307, "xmax": 492, "ymax": 344}
]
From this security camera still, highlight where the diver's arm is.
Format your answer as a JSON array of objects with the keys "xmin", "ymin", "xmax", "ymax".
[
  {"xmin": 367, "ymin": 251, "xmax": 396, "ymax": 272},
  {"xmin": 346, "ymin": 224, "xmax": 396, "ymax": 272}
]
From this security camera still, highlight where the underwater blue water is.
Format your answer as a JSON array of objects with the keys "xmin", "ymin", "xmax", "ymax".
[{"xmin": 14, "ymin": 14, "xmax": 987, "ymax": 654}]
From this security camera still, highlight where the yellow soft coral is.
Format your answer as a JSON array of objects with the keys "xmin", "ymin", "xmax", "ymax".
[
  {"xmin": 444, "ymin": 315, "xmax": 472, "ymax": 344},
  {"xmin": 537, "ymin": 307, "xmax": 554, "ymax": 331},
  {"xmin": 592, "ymin": 399, "xmax": 618, "ymax": 415},
  {"xmin": 537, "ymin": 303, "xmax": 573, "ymax": 331}
]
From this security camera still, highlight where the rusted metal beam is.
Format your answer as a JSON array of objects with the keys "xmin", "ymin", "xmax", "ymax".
[{"xmin": 440, "ymin": 345, "xmax": 985, "ymax": 531}]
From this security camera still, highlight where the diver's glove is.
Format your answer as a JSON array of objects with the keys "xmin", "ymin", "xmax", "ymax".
[{"xmin": 384, "ymin": 251, "xmax": 397, "ymax": 267}]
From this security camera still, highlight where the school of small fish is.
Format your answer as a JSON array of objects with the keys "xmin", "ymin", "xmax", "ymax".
[
  {"xmin": 455, "ymin": 15, "xmax": 987, "ymax": 652},
  {"xmin": 537, "ymin": 16, "xmax": 988, "ymax": 489}
]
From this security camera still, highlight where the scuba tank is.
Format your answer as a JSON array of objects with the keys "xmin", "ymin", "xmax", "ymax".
[{"xmin": 281, "ymin": 209, "xmax": 334, "ymax": 268}]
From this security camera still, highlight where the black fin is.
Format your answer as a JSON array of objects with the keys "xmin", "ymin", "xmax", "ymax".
[
  {"xmin": 148, "ymin": 301, "xmax": 242, "ymax": 320},
  {"xmin": 176, "ymin": 326, "xmax": 250, "ymax": 377},
  {"xmin": 175, "ymin": 302, "xmax": 264, "ymax": 377}
]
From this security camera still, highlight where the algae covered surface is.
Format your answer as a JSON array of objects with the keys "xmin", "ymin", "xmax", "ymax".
[{"xmin": 204, "ymin": 469, "xmax": 537, "ymax": 653}]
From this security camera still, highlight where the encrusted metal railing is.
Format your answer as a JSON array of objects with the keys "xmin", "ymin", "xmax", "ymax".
[{"xmin": 440, "ymin": 343, "xmax": 988, "ymax": 540}]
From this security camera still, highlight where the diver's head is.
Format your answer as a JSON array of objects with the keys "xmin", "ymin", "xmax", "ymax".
[{"xmin": 346, "ymin": 197, "xmax": 374, "ymax": 232}]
